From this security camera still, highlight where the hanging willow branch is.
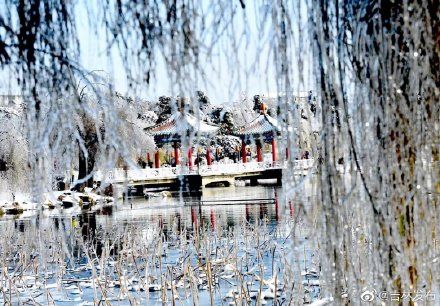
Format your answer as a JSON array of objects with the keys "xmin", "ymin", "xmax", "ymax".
[{"xmin": 0, "ymin": 0, "xmax": 438, "ymax": 302}]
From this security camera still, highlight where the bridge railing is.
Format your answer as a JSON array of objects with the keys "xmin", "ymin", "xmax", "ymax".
[
  {"xmin": 96, "ymin": 159, "xmax": 315, "ymax": 183},
  {"xmin": 198, "ymin": 161, "xmax": 272, "ymax": 175},
  {"xmin": 96, "ymin": 167, "xmax": 180, "ymax": 182},
  {"xmin": 290, "ymin": 159, "xmax": 314, "ymax": 169}
]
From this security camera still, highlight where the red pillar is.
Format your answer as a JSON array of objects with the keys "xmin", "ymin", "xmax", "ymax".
[
  {"xmin": 285, "ymin": 147, "xmax": 289, "ymax": 160},
  {"xmin": 158, "ymin": 215, "xmax": 163, "ymax": 229},
  {"xmin": 191, "ymin": 207, "xmax": 198, "ymax": 226},
  {"xmin": 210, "ymin": 209, "xmax": 215, "ymax": 229},
  {"xmin": 187, "ymin": 148, "xmax": 193, "ymax": 168},
  {"xmin": 271, "ymin": 138, "xmax": 277, "ymax": 163},
  {"xmin": 206, "ymin": 148, "xmax": 212, "ymax": 166},
  {"xmin": 154, "ymin": 150, "xmax": 160, "ymax": 168},
  {"xmin": 256, "ymin": 142, "xmax": 263, "ymax": 162},
  {"xmin": 289, "ymin": 201, "xmax": 294, "ymax": 217},
  {"xmin": 245, "ymin": 204, "xmax": 250, "ymax": 222},
  {"xmin": 241, "ymin": 139, "xmax": 247, "ymax": 163},
  {"xmin": 147, "ymin": 152, "xmax": 151, "ymax": 167},
  {"xmin": 173, "ymin": 142, "xmax": 179, "ymax": 166}
]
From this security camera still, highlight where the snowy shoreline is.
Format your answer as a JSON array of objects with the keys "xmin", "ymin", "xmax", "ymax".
[{"xmin": 0, "ymin": 190, "xmax": 114, "ymax": 216}]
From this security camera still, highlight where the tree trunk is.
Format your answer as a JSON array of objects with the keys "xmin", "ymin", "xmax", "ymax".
[
  {"xmin": 75, "ymin": 142, "xmax": 96, "ymax": 191},
  {"xmin": 77, "ymin": 150, "xmax": 95, "ymax": 189}
]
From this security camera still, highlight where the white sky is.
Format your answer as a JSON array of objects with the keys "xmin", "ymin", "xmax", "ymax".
[
  {"xmin": 1, "ymin": 1, "xmax": 312, "ymax": 105},
  {"xmin": 75, "ymin": 1, "xmax": 288, "ymax": 105}
]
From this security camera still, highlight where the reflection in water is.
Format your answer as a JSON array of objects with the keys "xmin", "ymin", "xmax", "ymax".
[
  {"xmin": 0, "ymin": 185, "xmax": 318, "ymax": 305},
  {"xmin": 3, "ymin": 185, "xmax": 307, "ymax": 261},
  {"xmin": 118, "ymin": 186, "xmax": 285, "ymax": 230},
  {"xmin": 5, "ymin": 186, "xmax": 298, "ymax": 258}
]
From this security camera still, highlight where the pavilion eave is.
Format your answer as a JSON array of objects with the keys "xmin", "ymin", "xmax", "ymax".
[
  {"xmin": 146, "ymin": 111, "xmax": 219, "ymax": 144},
  {"xmin": 235, "ymin": 113, "xmax": 281, "ymax": 141}
]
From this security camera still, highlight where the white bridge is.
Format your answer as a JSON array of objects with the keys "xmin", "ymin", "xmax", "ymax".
[{"xmin": 96, "ymin": 159, "xmax": 314, "ymax": 188}]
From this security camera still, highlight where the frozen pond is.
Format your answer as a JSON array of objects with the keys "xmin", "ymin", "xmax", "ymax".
[{"xmin": 0, "ymin": 185, "xmax": 320, "ymax": 305}]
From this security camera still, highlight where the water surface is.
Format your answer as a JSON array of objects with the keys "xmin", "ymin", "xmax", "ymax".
[{"xmin": 0, "ymin": 185, "xmax": 319, "ymax": 305}]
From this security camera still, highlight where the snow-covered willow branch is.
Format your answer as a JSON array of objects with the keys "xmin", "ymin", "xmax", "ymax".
[
  {"xmin": 0, "ymin": 0, "xmax": 247, "ymax": 198},
  {"xmin": 0, "ymin": 0, "xmax": 438, "ymax": 302},
  {"xmin": 304, "ymin": 0, "xmax": 439, "ymax": 302}
]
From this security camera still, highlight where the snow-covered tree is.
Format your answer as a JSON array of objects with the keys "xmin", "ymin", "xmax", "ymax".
[
  {"xmin": 71, "ymin": 89, "xmax": 155, "ymax": 190},
  {"xmin": 0, "ymin": 1, "xmax": 437, "ymax": 302},
  {"xmin": 0, "ymin": 105, "xmax": 28, "ymax": 198},
  {"xmin": 155, "ymin": 96, "xmax": 173, "ymax": 124}
]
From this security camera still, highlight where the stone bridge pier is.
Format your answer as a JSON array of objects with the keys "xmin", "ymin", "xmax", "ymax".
[{"xmin": 201, "ymin": 175, "xmax": 236, "ymax": 187}]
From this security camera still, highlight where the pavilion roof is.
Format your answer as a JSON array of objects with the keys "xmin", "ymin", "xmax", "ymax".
[
  {"xmin": 235, "ymin": 113, "xmax": 281, "ymax": 137},
  {"xmin": 146, "ymin": 111, "xmax": 219, "ymax": 139}
]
